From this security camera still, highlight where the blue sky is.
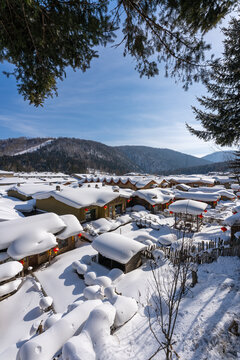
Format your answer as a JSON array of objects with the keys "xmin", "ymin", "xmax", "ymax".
[{"xmin": 0, "ymin": 17, "xmax": 234, "ymax": 158}]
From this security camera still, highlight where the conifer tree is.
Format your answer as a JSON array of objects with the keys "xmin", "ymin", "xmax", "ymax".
[
  {"xmin": 187, "ymin": 14, "xmax": 240, "ymax": 147},
  {"xmin": 229, "ymin": 149, "xmax": 240, "ymax": 181},
  {"xmin": 0, "ymin": 0, "xmax": 237, "ymax": 106}
]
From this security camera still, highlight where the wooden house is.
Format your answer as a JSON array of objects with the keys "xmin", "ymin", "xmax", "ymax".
[
  {"xmin": 131, "ymin": 188, "xmax": 174, "ymax": 213},
  {"xmin": 169, "ymin": 177, "xmax": 215, "ymax": 188},
  {"xmin": 174, "ymin": 191, "xmax": 220, "ymax": 208},
  {"xmin": 7, "ymin": 183, "xmax": 58, "ymax": 201},
  {"xmin": 92, "ymin": 233, "xmax": 147, "ymax": 273},
  {"xmin": 224, "ymin": 213, "xmax": 240, "ymax": 245},
  {"xmin": 0, "ymin": 212, "xmax": 82, "ymax": 271},
  {"xmin": 34, "ymin": 186, "xmax": 130, "ymax": 222}
]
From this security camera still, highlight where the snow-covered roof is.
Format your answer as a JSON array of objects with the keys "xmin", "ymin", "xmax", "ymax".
[
  {"xmin": 224, "ymin": 212, "xmax": 240, "ymax": 226},
  {"xmin": 33, "ymin": 187, "xmax": 130, "ymax": 208},
  {"xmin": 170, "ymin": 176, "xmax": 215, "ymax": 185},
  {"xmin": 57, "ymin": 215, "xmax": 82, "ymax": 240},
  {"xmin": 7, "ymin": 231, "xmax": 57, "ymax": 260},
  {"xmin": 0, "ymin": 278, "xmax": 22, "ymax": 297},
  {"xmin": 92, "ymin": 233, "xmax": 147, "ymax": 264},
  {"xmin": 0, "ymin": 212, "xmax": 65, "ymax": 251},
  {"xmin": 133, "ymin": 188, "xmax": 174, "ymax": 205},
  {"xmin": 0, "ymin": 261, "xmax": 23, "ymax": 282},
  {"xmin": 190, "ymin": 186, "xmax": 235, "ymax": 200},
  {"xmin": 169, "ymin": 199, "xmax": 208, "ymax": 215},
  {"xmin": 174, "ymin": 190, "xmax": 220, "ymax": 202},
  {"xmin": 0, "ymin": 212, "xmax": 83, "ymax": 259},
  {"xmin": 175, "ymin": 183, "xmax": 191, "ymax": 191},
  {"xmin": 0, "ymin": 196, "xmax": 35, "ymax": 221},
  {"xmin": 0, "ymin": 177, "xmax": 27, "ymax": 186},
  {"xmin": 9, "ymin": 183, "xmax": 57, "ymax": 197}
]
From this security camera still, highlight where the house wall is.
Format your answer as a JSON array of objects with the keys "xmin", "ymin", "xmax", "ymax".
[
  {"xmin": 19, "ymin": 236, "xmax": 78, "ymax": 270},
  {"xmin": 36, "ymin": 197, "xmax": 85, "ymax": 221},
  {"xmin": 36, "ymin": 196, "xmax": 127, "ymax": 221},
  {"xmin": 98, "ymin": 251, "xmax": 143, "ymax": 273},
  {"xmin": 125, "ymin": 252, "xmax": 143, "ymax": 273},
  {"xmin": 7, "ymin": 189, "xmax": 32, "ymax": 201}
]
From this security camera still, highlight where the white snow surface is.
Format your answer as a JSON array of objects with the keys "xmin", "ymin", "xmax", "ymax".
[
  {"xmin": 169, "ymin": 199, "xmax": 208, "ymax": 215},
  {"xmin": 8, "ymin": 231, "xmax": 57, "ymax": 260},
  {"xmin": 174, "ymin": 190, "xmax": 220, "ymax": 202},
  {"xmin": 36, "ymin": 245, "xmax": 102, "ymax": 313},
  {"xmin": 33, "ymin": 186, "xmax": 130, "ymax": 208},
  {"xmin": 133, "ymin": 188, "xmax": 174, "ymax": 205},
  {"xmin": 224, "ymin": 212, "xmax": 240, "ymax": 226},
  {"xmin": 17, "ymin": 299, "xmax": 102, "ymax": 360},
  {"xmin": 0, "ymin": 278, "xmax": 22, "ymax": 297},
  {"xmin": 0, "ymin": 261, "xmax": 23, "ymax": 282},
  {"xmin": 0, "ymin": 212, "xmax": 65, "ymax": 250},
  {"xmin": 9, "ymin": 183, "xmax": 57, "ymax": 197},
  {"xmin": 62, "ymin": 303, "xmax": 118, "ymax": 360},
  {"xmin": 57, "ymin": 215, "xmax": 83, "ymax": 239},
  {"xmin": 92, "ymin": 233, "xmax": 147, "ymax": 264}
]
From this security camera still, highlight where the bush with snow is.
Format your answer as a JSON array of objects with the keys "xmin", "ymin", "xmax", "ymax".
[
  {"xmin": 39, "ymin": 296, "xmax": 53, "ymax": 311},
  {"xmin": 94, "ymin": 276, "xmax": 112, "ymax": 289},
  {"xmin": 44, "ymin": 313, "xmax": 62, "ymax": 331},
  {"xmin": 84, "ymin": 271, "xmax": 97, "ymax": 286},
  {"xmin": 83, "ymin": 285, "xmax": 104, "ymax": 300},
  {"xmin": 104, "ymin": 286, "xmax": 138, "ymax": 327}
]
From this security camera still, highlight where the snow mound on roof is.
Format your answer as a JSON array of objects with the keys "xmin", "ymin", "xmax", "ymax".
[
  {"xmin": 58, "ymin": 215, "xmax": 82, "ymax": 239},
  {"xmin": 7, "ymin": 231, "xmax": 57, "ymax": 260},
  {"xmin": 169, "ymin": 199, "xmax": 208, "ymax": 215},
  {"xmin": 0, "ymin": 261, "xmax": 23, "ymax": 282},
  {"xmin": 224, "ymin": 212, "xmax": 240, "ymax": 226},
  {"xmin": 92, "ymin": 233, "xmax": 147, "ymax": 264},
  {"xmin": 0, "ymin": 278, "xmax": 22, "ymax": 297},
  {"xmin": 0, "ymin": 212, "xmax": 65, "ymax": 250}
]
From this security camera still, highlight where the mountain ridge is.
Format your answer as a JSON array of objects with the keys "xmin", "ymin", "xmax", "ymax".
[{"xmin": 0, "ymin": 137, "xmax": 229, "ymax": 175}]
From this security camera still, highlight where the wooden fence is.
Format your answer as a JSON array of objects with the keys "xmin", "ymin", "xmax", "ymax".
[{"xmin": 158, "ymin": 241, "xmax": 240, "ymax": 265}]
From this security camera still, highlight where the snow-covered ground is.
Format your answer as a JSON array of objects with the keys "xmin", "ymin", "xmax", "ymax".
[{"xmin": 0, "ymin": 174, "xmax": 240, "ymax": 359}]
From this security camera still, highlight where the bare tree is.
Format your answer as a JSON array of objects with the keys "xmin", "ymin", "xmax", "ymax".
[{"xmin": 147, "ymin": 242, "xmax": 190, "ymax": 359}]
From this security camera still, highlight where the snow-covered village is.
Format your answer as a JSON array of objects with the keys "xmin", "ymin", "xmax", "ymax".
[
  {"xmin": 0, "ymin": 1, "xmax": 240, "ymax": 360},
  {"xmin": 0, "ymin": 170, "xmax": 239, "ymax": 359}
]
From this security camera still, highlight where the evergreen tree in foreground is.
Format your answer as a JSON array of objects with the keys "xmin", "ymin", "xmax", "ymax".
[
  {"xmin": 187, "ymin": 14, "xmax": 240, "ymax": 147},
  {"xmin": 0, "ymin": 0, "xmax": 237, "ymax": 106},
  {"xmin": 229, "ymin": 149, "xmax": 240, "ymax": 181}
]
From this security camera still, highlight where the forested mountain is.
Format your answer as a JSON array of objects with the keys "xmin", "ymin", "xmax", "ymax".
[
  {"xmin": 116, "ymin": 145, "xmax": 211, "ymax": 173},
  {"xmin": 0, "ymin": 137, "xmax": 227, "ymax": 175},
  {"xmin": 0, "ymin": 137, "xmax": 53, "ymax": 156},
  {"xmin": 201, "ymin": 151, "xmax": 235, "ymax": 163},
  {"xmin": 0, "ymin": 138, "xmax": 139, "ymax": 174}
]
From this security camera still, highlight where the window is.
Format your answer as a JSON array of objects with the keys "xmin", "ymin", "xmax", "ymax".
[
  {"xmin": 115, "ymin": 204, "xmax": 122, "ymax": 216},
  {"xmin": 58, "ymin": 239, "xmax": 68, "ymax": 249},
  {"xmin": 109, "ymin": 205, "xmax": 113, "ymax": 218},
  {"xmin": 85, "ymin": 208, "xmax": 96, "ymax": 221}
]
